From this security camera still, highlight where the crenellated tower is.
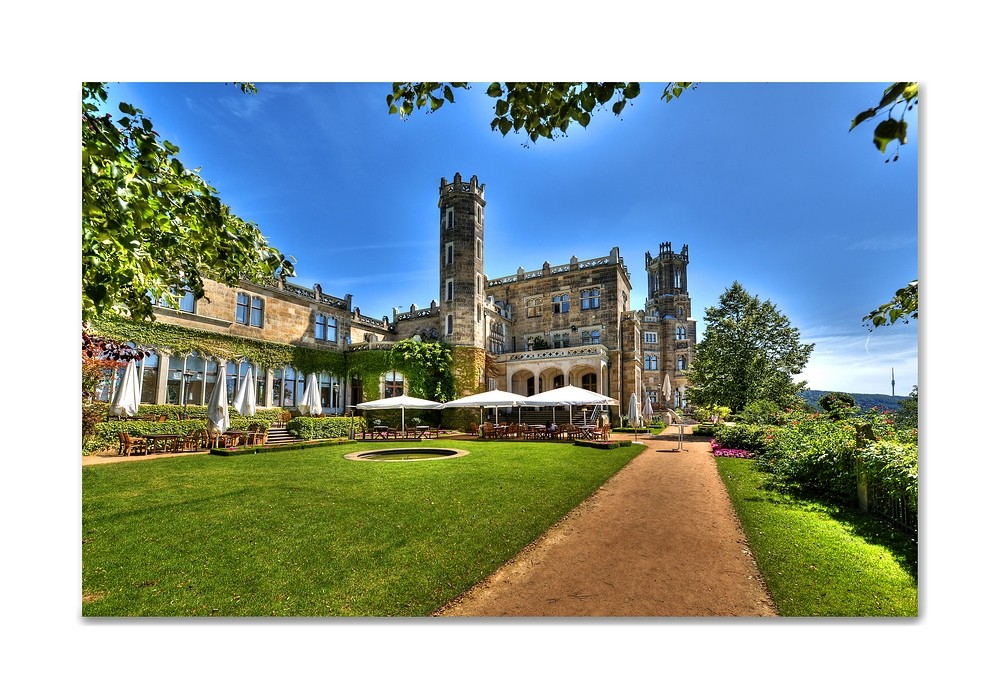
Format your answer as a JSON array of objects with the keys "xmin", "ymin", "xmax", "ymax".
[
  {"xmin": 438, "ymin": 173, "xmax": 487, "ymax": 349},
  {"xmin": 643, "ymin": 242, "xmax": 696, "ymax": 408}
]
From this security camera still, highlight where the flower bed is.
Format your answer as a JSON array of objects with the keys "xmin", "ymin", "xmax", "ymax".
[{"xmin": 710, "ymin": 439, "xmax": 753, "ymax": 459}]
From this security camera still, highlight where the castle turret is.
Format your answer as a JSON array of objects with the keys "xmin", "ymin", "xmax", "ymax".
[{"xmin": 439, "ymin": 173, "xmax": 487, "ymax": 349}]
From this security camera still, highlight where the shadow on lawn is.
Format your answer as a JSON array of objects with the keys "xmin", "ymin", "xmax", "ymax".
[{"xmin": 744, "ymin": 485, "xmax": 918, "ymax": 582}]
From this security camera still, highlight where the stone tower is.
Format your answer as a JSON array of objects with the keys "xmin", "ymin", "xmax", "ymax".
[
  {"xmin": 644, "ymin": 242, "xmax": 696, "ymax": 407},
  {"xmin": 439, "ymin": 173, "xmax": 487, "ymax": 349}
]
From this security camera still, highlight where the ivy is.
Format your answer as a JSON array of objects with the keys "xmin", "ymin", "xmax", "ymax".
[{"xmin": 86, "ymin": 318, "xmax": 459, "ymax": 404}]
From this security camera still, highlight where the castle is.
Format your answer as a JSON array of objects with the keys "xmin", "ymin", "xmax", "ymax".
[{"xmin": 99, "ymin": 173, "xmax": 696, "ymax": 418}]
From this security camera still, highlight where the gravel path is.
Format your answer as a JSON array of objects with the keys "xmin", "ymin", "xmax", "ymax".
[{"xmin": 435, "ymin": 431, "xmax": 778, "ymax": 617}]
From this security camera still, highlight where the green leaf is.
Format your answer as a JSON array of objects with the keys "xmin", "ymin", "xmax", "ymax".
[
  {"xmin": 486, "ymin": 82, "xmax": 503, "ymax": 98},
  {"xmin": 495, "ymin": 99, "xmax": 509, "ymax": 117}
]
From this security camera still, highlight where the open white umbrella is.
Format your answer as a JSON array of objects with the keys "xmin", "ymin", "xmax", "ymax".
[
  {"xmin": 207, "ymin": 370, "xmax": 231, "ymax": 443},
  {"xmin": 356, "ymin": 394, "xmax": 443, "ymax": 429},
  {"xmin": 523, "ymin": 385, "xmax": 619, "ymax": 425},
  {"xmin": 441, "ymin": 388, "xmax": 530, "ymax": 425},
  {"xmin": 298, "ymin": 373, "xmax": 323, "ymax": 416},
  {"xmin": 233, "ymin": 366, "xmax": 257, "ymax": 417},
  {"xmin": 109, "ymin": 360, "xmax": 141, "ymax": 418}
]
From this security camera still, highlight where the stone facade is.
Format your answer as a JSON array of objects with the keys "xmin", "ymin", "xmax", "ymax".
[{"xmin": 135, "ymin": 172, "xmax": 696, "ymax": 415}]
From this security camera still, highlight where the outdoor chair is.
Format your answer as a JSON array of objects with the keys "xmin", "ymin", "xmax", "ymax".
[
  {"xmin": 119, "ymin": 432, "xmax": 148, "ymax": 456},
  {"xmin": 251, "ymin": 426, "xmax": 268, "ymax": 445},
  {"xmin": 482, "ymin": 422, "xmax": 496, "ymax": 439}
]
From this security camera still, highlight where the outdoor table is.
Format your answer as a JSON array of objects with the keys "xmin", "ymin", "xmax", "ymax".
[
  {"xmin": 373, "ymin": 426, "xmax": 393, "ymax": 439},
  {"xmin": 141, "ymin": 433, "xmax": 184, "ymax": 453},
  {"xmin": 225, "ymin": 431, "xmax": 251, "ymax": 446},
  {"xmin": 578, "ymin": 425, "xmax": 596, "ymax": 440}
]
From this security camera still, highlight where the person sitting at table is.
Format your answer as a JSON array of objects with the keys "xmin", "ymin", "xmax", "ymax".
[{"xmin": 546, "ymin": 420, "xmax": 558, "ymax": 438}]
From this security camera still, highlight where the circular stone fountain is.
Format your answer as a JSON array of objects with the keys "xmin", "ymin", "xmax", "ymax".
[{"xmin": 344, "ymin": 447, "xmax": 469, "ymax": 462}]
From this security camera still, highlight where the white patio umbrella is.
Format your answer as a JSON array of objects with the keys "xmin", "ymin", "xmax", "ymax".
[
  {"xmin": 109, "ymin": 360, "xmax": 141, "ymax": 418},
  {"xmin": 522, "ymin": 385, "xmax": 619, "ymax": 425},
  {"xmin": 232, "ymin": 366, "xmax": 257, "ymax": 417},
  {"xmin": 355, "ymin": 394, "xmax": 444, "ymax": 429},
  {"xmin": 206, "ymin": 371, "xmax": 231, "ymax": 444},
  {"xmin": 642, "ymin": 393, "xmax": 654, "ymax": 425},
  {"xmin": 298, "ymin": 373, "xmax": 323, "ymax": 416},
  {"xmin": 626, "ymin": 391, "xmax": 642, "ymax": 443},
  {"xmin": 441, "ymin": 388, "xmax": 530, "ymax": 424},
  {"xmin": 662, "ymin": 373, "xmax": 672, "ymax": 408}
]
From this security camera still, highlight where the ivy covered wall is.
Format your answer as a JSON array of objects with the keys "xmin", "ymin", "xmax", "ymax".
[{"xmin": 88, "ymin": 318, "xmax": 459, "ymax": 403}]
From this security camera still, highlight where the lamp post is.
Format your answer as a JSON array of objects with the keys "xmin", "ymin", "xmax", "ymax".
[{"xmin": 181, "ymin": 370, "xmax": 195, "ymax": 420}]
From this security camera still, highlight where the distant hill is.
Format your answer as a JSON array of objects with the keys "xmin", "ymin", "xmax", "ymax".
[{"xmin": 798, "ymin": 390, "xmax": 906, "ymax": 414}]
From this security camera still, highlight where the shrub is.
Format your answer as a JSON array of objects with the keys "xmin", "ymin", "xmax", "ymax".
[
  {"xmin": 754, "ymin": 418, "xmax": 857, "ymax": 502},
  {"xmin": 713, "ymin": 423, "xmax": 774, "ymax": 452},
  {"xmin": 818, "ymin": 392, "xmax": 859, "ymax": 420},
  {"xmin": 287, "ymin": 416, "xmax": 366, "ymax": 440}
]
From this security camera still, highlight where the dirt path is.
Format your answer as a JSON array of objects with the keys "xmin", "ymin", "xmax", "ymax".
[{"xmin": 436, "ymin": 431, "xmax": 777, "ymax": 617}]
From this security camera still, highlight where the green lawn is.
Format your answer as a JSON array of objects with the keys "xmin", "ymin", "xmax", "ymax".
[
  {"xmin": 715, "ymin": 456, "xmax": 918, "ymax": 616},
  {"xmin": 82, "ymin": 439, "xmax": 642, "ymax": 617}
]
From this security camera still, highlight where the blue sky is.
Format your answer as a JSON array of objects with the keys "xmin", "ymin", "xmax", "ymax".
[{"xmin": 105, "ymin": 82, "xmax": 918, "ymax": 396}]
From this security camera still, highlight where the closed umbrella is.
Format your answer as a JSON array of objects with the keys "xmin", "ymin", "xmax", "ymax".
[
  {"xmin": 109, "ymin": 360, "xmax": 141, "ymax": 418},
  {"xmin": 233, "ymin": 366, "xmax": 257, "ymax": 417},
  {"xmin": 627, "ymin": 392, "xmax": 642, "ymax": 443},
  {"xmin": 662, "ymin": 373, "xmax": 672, "ymax": 408},
  {"xmin": 298, "ymin": 373, "xmax": 323, "ymax": 416},
  {"xmin": 642, "ymin": 394, "xmax": 654, "ymax": 425},
  {"xmin": 207, "ymin": 370, "xmax": 231, "ymax": 445}
]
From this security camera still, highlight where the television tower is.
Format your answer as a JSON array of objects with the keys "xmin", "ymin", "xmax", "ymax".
[{"xmin": 891, "ymin": 367, "xmax": 896, "ymax": 397}]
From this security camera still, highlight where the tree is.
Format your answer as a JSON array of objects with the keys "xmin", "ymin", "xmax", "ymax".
[
  {"xmin": 848, "ymin": 82, "xmax": 918, "ymax": 163},
  {"xmin": 387, "ymin": 82, "xmax": 913, "ymax": 159},
  {"xmin": 82, "ymin": 82, "xmax": 294, "ymax": 322},
  {"xmin": 387, "ymin": 82, "xmax": 692, "ymax": 143},
  {"xmin": 818, "ymin": 392, "xmax": 859, "ymax": 420},
  {"xmin": 685, "ymin": 282, "xmax": 814, "ymax": 413},
  {"xmin": 895, "ymin": 385, "xmax": 918, "ymax": 433},
  {"xmin": 863, "ymin": 280, "xmax": 918, "ymax": 328}
]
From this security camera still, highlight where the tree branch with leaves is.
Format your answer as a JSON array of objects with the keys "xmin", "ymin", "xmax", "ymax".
[{"xmin": 82, "ymin": 82, "xmax": 294, "ymax": 322}]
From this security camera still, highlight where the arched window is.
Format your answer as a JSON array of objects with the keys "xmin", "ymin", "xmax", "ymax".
[
  {"xmin": 676, "ymin": 326, "xmax": 687, "ymax": 341},
  {"xmin": 384, "ymin": 371, "xmax": 404, "ymax": 398},
  {"xmin": 581, "ymin": 373, "xmax": 597, "ymax": 392}
]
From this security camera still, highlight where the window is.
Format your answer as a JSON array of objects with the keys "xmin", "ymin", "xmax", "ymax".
[
  {"xmin": 149, "ymin": 288, "xmax": 196, "ymax": 313},
  {"xmin": 581, "ymin": 329, "xmax": 600, "ymax": 345},
  {"xmin": 581, "ymin": 373, "xmax": 597, "ymax": 393},
  {"xmin": 553, "ymin": 375, "xmax": 565, "ymax": 389},
  {"xmin": 476, "ymin": 238, "xmax": 482, "ymax": 259},
  {"xmin": 315, "ymin": 313, "xmax": 338, "ymax": 342},
  {"xmin": 384, "ymin": 370, "xmax": 404, "ymax": 398},
  {"xmin": 445, "ymin": 279, "xmax": 454, "ymax": 302},
  {"xmin": 272, "ymin": 366, "xmax": 303, "ymax": 408},
  {"xmin": 643, "ymin": 332, "xmax": 658, "ymax": 344},
  {"xmin": 677, "ymin": 355, "xmax": 687, "ymax": 370},
  {"xmin": 652, "ymin": 274, "xmax": 660, "ymax": 292},
  {"xmin": 445, "ymin": 242, "xmax": 454, "ymax": 266},
  {"xmin": 477, "ymin": 204, "xmax": 483, "ymax": 224},
  {"xmin": 581, "ymin": 288, "xmax": 601, "ymax": 310},
  {"xmin": 446, "ymin": 314, "xmax": 453, "ymax": 335},
  {"xmin": 477, "ymin": 274, "xmax": 482, "ymax": 295},
  {"xmin": 552, "ymin": 294, "xmax": 569, "ymax": 314},
  {"xmin": 552, "ymin": 332, "xmax": 570, "ymax": 348},
  {"xmin": 319, "ymin": 373, "xmax": 340, "ymax": 409},
  {"xmin": 676, "ymin": 326, "xmax": 687, "ymax": 341},
  {"xmin": 445, "ymin": 207, "xmax": 454, "ymax": 230},
  {"xmin": 236, "ymin": 292, "xmax": 264, "ymax": 327},
  {"xmin": 644, "ymin": 354, "xmax": 658, "ymax": 371},
  {"xmin": 674, "ymin": 269, "xmax": 682, "ymax": 288},
  {"xmin": 526, "ymin": 297, "xmax": 543, "ymax": 318}
]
